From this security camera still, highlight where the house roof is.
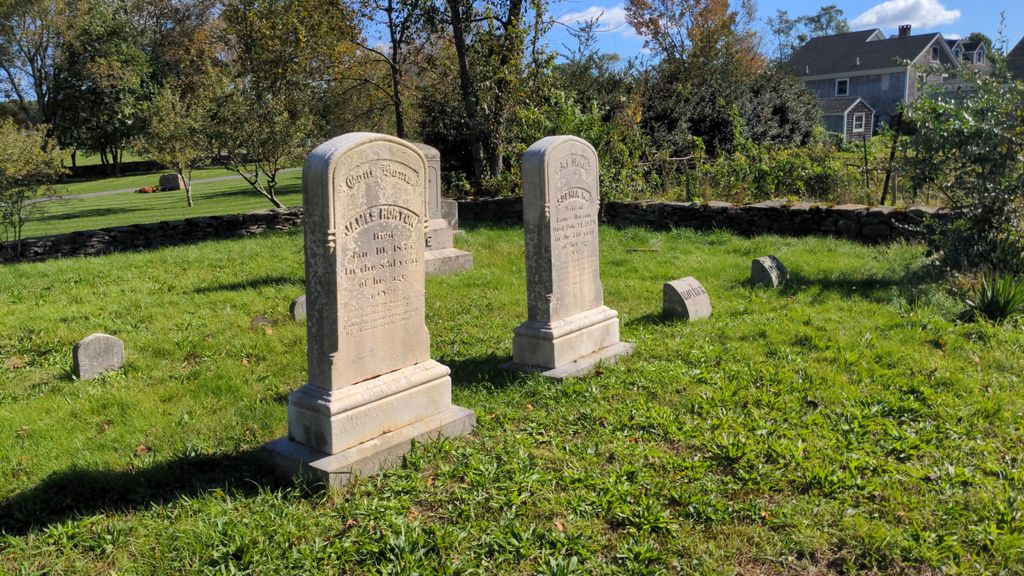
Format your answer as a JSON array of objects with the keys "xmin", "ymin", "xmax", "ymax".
[
  {"xmin": 1008, "ymin": 37, "xmax": 1024, "ymax": 79},
  {"xmin": 820, "ymin": 97, "xmax": 873, "ymax": 115},
  {"xmin": 960, "ymin": 40, "xmax": 983, "ymax": 53},
  {"xmin": 787, "ymin": 29, "xmax": 951, "ymax": 77},
  {"xmin": 945, "ymin": 39, "xmax": 961, "ymax": 49}
]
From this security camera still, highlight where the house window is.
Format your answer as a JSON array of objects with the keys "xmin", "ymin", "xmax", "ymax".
[
  {"xmin": 976, "ymin": 46, "xmax": 985, "ymax": 64},
  {"xmin": 852, "ymin": 113, "xmax": 866, "ymax": 132},
  {"xmin": 954, "ymin": 47, "xmax": 963, "ymax": 60},
  {"xmin": 836, "ymin": 78, "xmax": 849, "ymax": 96},
  {"xmin": 931, "ymin": 45, "xmax": 940, "ymax": 61}
]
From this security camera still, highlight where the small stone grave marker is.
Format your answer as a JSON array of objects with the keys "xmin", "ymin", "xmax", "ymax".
[
  {"xmin": 73, "ymin": 333, "xmax": 125, "ymax": 380},
  {"xmin": 290, "ymin": 295, "xmax": 307, "ymax": 321},
  {"xmin": 159, "ymin": 173, "xmax": 184, "ymax": 191},
  {"xmin": 751, "ymin": 255, "xmax": 787, "ymax": 288},
  {"xmin": 663, "ymin": 277, "xmax": 712, "ymax": 321},
  {"xmin": 504, "ymin": 135, "xmax": 634, "ymax": 379}
]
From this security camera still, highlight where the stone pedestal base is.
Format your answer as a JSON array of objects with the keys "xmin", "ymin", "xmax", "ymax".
[
  {"xmin": 425, "ymin": 248, "xmax": 473, "ymax": 276},
  {"xmin": 263, "ymin": 406, "xmax": 475, "ymax": 489},
  {"xmin": 505, "ymin": 306, "xmax": 633, "ymax": 379}
]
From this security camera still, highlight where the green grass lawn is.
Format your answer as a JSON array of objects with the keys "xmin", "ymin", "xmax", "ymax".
[
  {"xmin": 67, "ymin": 150, "xmax": 150, "ymax": 167},
  {"xmin": 2, "ymin": 226, "xmax": 1023, "ymax": 574},
  {"xmin": 25, "ymin": 169, "xmax": 303, "ymax": 238}
]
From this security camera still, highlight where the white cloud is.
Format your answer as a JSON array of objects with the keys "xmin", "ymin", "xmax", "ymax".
[
  {"xmin": 944, "ymin": 33, "xmax": 961, "ymax": 40},
  {"xmin": 558, "ymin": 4, "xmax": 639, "ymax": 38},
  {"xmin": 851, "ymin": 0, "xmax": 961, "ymax": 30}
]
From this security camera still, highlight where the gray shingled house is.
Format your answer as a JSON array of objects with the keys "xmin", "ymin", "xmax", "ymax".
[
  {"xmin": 1008, "ymin": 37, "xmax": 1024, "ymax": 81},
  {"xmin": 786, "ymin": 25, "xmax": 960, "ymax": 140},
  {"xmin": 820, "ymin": 97, "xmax": 875, "ymax": 143}
]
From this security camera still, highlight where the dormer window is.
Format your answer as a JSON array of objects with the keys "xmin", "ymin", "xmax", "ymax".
[
  {"xmin": 976, "ymin": 46, "xmax": 985, "ymax": 64},
  {"xmin": 954, "ymin": 47, "xmax": 962, "ymax": 60},
  {"xmin": 836, "ymin": 78, "xmax": 849, "ymax": 96},
  {"xmin": 931, "ymin": 45, "xmax": 940, "ymax": 61}
]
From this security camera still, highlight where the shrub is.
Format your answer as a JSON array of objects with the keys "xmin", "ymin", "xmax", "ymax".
[
  {"xmin": 904, "ymin": 73, "xmax": 1024, "ymax": 274},
  {"xmin": 962, "ymin": 271, "xmax": 1024, "ymax": 323}
]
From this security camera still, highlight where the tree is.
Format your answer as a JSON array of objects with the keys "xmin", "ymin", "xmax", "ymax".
[
  {"xmin": 767, "ymin": 5, "xmax": 848, "ymax": 62},
  {"xmin": 351, "ymin": 0, "xmax": 432, "ymax": 138},
  {"xmin": 0, "ymin": 0, "xmax": 74, "ymax": 127},
  {"xmin": 138, "ymin": 84, "xmax": 211, "ymax": 207},
  {"xmin": 212, "ymin": 0, "xmax": 360, "ymax": 208},
  {"xmin": 0, "ymin": 119, "xmax": 64, "ymax": 257},
  {"xmin": 904, "ymin": 73, "xmax": 1024, "ymax": 273}
]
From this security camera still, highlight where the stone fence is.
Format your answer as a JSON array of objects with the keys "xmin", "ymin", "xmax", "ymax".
[
  {"xmin": 2, "ymin": 199, "xmax": 950, "ymax": 264},
  {"xmin": 458, "ymin": 197, "xmax": 950, "ymax": 243}
]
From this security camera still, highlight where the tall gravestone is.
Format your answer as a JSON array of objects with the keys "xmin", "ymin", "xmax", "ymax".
[
  {"xmin": 415, "ymin": 144, "xmax": 473, "ymax": 275},
  {"xmin": 504, "ymin": 136, "xmax": 634, "ymax": 379},
  {"xmin": 264, "ymin": 133, "xmax": 475, "ymax": 488}
]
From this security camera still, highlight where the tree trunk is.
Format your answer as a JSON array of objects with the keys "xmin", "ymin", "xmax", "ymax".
[
  {"xmin": 447, "ymin": 0, "xmax": 487, "ymax": 192},
  {"xmin": 71, "ymin": 149, "xmax": 77, "ymax": 168},
  {"xmin": 182, "ymin": 171, "xmax": 194, "ymax": 207},
  {"xmin": 387, "ymin": 0, "xmax": 406, "ymax": 138}
]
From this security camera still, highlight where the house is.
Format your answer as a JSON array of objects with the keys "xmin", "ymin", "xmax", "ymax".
[
  {"xmin": 946, "ymin": 38, "xmax": 993, "ymax": 74},
  {"xmin": 819, "ymin": 97, "xmax": 875, "ymax": 143},
  {"xmin": 786, "ymin": 25, "xmax": 961, "ymax": 138},
  {"xmin": 1008, "ymin": 37, "xmax": 1024, "ymax": 80}
]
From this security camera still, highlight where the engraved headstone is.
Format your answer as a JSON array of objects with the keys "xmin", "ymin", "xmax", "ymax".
[
  {"xmin": 159, "ymin": 173, "xmax": 184, "ymax": 191},
  {"xmin": 663, "ymin": 277, "xmax": 712, "ymax": 321},
  {"xmin": 751, "ymin": 255, "xmax": 787, "ymax": 288},
  {"xmin": 264, "ymin": 133, "xmax": 475, "ymax": 488},
  {"xmin": 73, "ymin": 333, "xmax": 125, "ymax": 380},
  {"xmin": 415, "ymin": 143, "xmax": 472, "ymax": 275},
  {"xmin": 290, "ymin": 295, "xmax": 307, "ymax": 321},
  {"xmin": 504, "ymin": 136, "xmax": 634, "ymax": 379}
]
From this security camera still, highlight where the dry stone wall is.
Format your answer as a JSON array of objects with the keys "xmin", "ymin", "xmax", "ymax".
[{"xmin": 1, "ymin": 198, "xmax": 951, "ymax": 265}]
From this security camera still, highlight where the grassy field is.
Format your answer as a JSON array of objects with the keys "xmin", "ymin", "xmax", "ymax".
[
  {"xmin": 25, "ymin": 169, "xmax": 302, "ymax": 238},
  {"xmin": 67, "ymin": 150, "xmax": 150, "ymax": 167},
  {"xmin": 2, "ymin": 226, "xmax": 1023, "ymax": 574}
]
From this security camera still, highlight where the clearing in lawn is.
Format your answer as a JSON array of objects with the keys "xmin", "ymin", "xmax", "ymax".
[{"xmin": 1, "ymin": 225, "xmax": 1023, "ymax": 574}]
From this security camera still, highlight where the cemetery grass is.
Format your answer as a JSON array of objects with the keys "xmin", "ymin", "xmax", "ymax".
[
  {"xmin": 2, "ymin": 226, "xmax": 1024, "ymax": 574},
  {"xmin": 23, "ymin": 169, "xmax": 303, "ymax": 238}
]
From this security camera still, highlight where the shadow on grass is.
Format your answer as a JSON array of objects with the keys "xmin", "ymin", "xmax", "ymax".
[
  {"xmin": 442, "ymin": 352, "xmax": 520, "ymax": 390},
  {"xmin": 625, "ymin": 313, "xmax": 677, "ymax": 328},
  {"xmin": 0, "ymin": 449, "xmax": 286, "ymax": 535},
  {"xmin": 457, "ymin": 220, "xmax": 522, "ymax": 232},
  {"xmin": 32, "ymin": 206, "xmax": 148, "ymax": 223},
  {"xmin": 194, "ymin": 275, "xmax": 304, "ymax": 294},
  {"xmin": 779, "ymin": 266, "xmax": 937, "ymax": 304}
]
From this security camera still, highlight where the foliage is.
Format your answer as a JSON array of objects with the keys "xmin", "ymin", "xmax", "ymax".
[
  {"xmin": 962, "ymin": 271, "xmax": 1024, "ymax": 323},
  {"xmin": 904, "ymin": 72, "xmax": 1024, "ymax": 273},
  {"xmin": 211, "ymin": 0, "xmax": 360, "ymax": 208},
  {"xmin": 767, "ymin": 4, "xmax": 849, "ymax": 62},
  {"xmin": 137, "ymin": 83, "xmax": 213, "ymax": 207},
  {"xmin": 0, "ymin": 119, "xmax": 63, "ymax": 255}
]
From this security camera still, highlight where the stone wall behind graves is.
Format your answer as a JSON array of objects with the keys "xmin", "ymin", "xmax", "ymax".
[
  {"xmin": 1, "ymin": 198, "xmax": 952, "ymax": 264},
  {"xmin": 459, "ymin": 197, "xmax": 951, "ymax": 244}
]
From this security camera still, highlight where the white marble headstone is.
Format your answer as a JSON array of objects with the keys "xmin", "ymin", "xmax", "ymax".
[{"xmin": 663, "ymin": 277, "xmax": 712, "ymax": 321}]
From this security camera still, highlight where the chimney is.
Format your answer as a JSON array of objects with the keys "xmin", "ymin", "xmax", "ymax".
[{"xmin": 898, "ymin": 24, "xmax": 911, "ymax": 38}]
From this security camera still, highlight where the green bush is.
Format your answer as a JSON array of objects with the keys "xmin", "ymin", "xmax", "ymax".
[
  {"xmin": 962, "ymin": 271, "xmax": 1024, "ymax": 323},
  {"xmin": 904, "ymin": 73, "xmax": 1024, "ymax": 273}
]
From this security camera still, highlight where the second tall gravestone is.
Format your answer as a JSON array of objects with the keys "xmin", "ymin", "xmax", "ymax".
[
  {"xmin": 416, "ymin": 144, "xmax": 473, "ymax": 276},
  {"xmin": 505, "ymin": 136, "xmax": 633, "ymax": 379},
  {"xmin": 264, "ymin": 133, "xmax": 475, "ymax": 488}
]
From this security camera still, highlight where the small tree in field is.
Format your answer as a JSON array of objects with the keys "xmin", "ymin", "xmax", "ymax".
[
  {"xmin": 0, "ymin": 119, "xmax": 64, "ymax": 257},
  {"xmin": 139, "ymin": 84, "xmax": 211, "ymax": 207},
  {"xmin": 904, "ymin": 73, "xmax": 1024, "ymax": 274}
]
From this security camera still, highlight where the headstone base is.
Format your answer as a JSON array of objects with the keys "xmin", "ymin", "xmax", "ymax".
[
  {"xmin": 425, "ymin": 248, "xmax": 474, "ymax": 276},
  {"xmin": 263, "ymin": 406, "xmax": 475, "ymax": 489},
  {"xmin": 502, "ymin": 341, "xmax": 634, "ymax": 380},
  {"xmin": 507, "ymin": 306, "xmax": 633, "ymax": 378}
]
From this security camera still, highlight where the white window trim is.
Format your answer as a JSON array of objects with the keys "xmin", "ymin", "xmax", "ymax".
[
  {"xmin": 835, "ymin": 78, "xmax": 849, "ymax": 96},
  {"xmin": 852, "ymin": 113, "xmax": 866, "ymax": 133}
]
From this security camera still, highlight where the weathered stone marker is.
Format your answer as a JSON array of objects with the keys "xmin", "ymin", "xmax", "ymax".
[
  {"xmin": 663, "ymin": 277, "xmax": 712, "ymax": 321},
  {"xmin": 415, "ymin": 143, "xmax": 472, "ymax": 275},
  {"xmin": 73, "ymin": 333, "xmax": 125, "ymax": 380},
  {"xmin": 264, "ymin": 133, "xmax": 475, "ymax": 488},
  {"xmin": 290, "ymin": 295, "xmax": 307, "ymax": 321},
  {"xmin": 504, "ymin": 136, "xmax": 633, "ymax": 379},
  {"xmin": 159, "ymin": 173, "xmax": 184, "ymax": 191},
  {"xmin": 751, "ymin": 255, "xmax": 787, "ymax": 288}
]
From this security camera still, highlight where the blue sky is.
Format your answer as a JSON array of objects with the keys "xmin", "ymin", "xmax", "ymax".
[{"xmin": 545, "ymin": 0, "xmax": 1024, "ymax": 60}]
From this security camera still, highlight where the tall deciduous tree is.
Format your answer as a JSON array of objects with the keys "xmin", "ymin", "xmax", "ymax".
[
  {"xmin": 0, "ymin": 0, "xmax": 75, "ymax": 127},
  {"xmin": 212, "ymin": 0, "xmax": 360, "ymax": 208}
]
